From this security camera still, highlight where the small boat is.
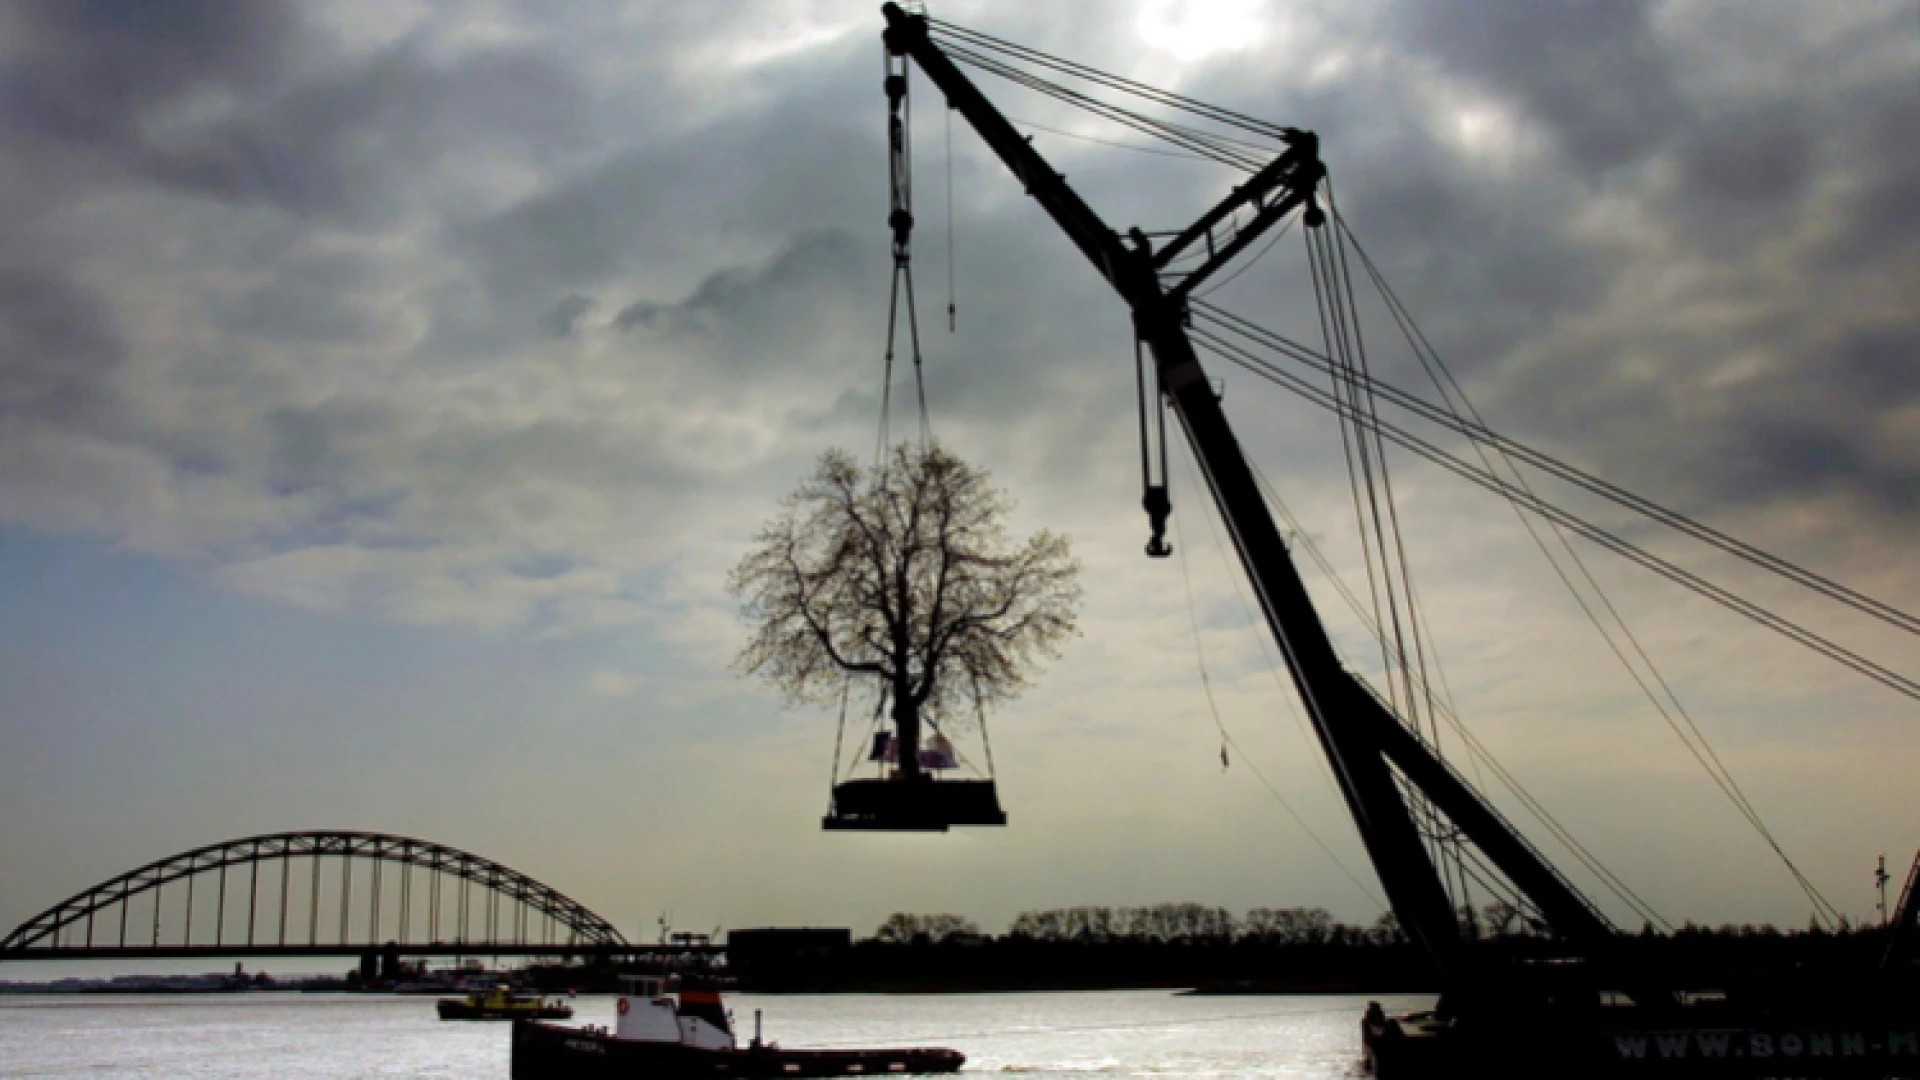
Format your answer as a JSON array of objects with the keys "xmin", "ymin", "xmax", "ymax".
[
  {"xmin": 511, "ymin": 975, "xmax": 964, "ymax": 1078},
  {"xmin": 439, "ymin": 984, "xmax": 575, "ymax": 1021}
]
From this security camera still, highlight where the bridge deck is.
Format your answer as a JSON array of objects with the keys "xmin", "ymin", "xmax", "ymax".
[{"xmin": 3, "ymin": 943, "xmax": 723, "ymax": 962}]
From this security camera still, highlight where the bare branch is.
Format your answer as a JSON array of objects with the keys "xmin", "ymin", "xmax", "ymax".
[{"xmin": 730, "ymin": 442, "xmax": 1081, "ymax": 725}]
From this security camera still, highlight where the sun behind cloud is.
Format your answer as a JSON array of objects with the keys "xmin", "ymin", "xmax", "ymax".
[{"xmin": 1135, "ymin": 0, "xmax": 1268, "ymax": 62}]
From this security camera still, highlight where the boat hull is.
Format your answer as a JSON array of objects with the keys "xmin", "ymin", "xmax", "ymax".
[{"xmin": 512, "ymin": 1020, "xmax": 965, "ymax": 1078}]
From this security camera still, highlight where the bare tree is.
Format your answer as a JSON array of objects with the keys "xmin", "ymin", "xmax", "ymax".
[
  {"xmin": 730, "ymin": 443, "xmax": 1081, "ymax": 780},
  {"xmin": 873, "ymin": 913, "xmax": 981, "ymax": 945},
  {"xmin": 1480, "ymin": 900, "xmax": 1525, "ymax": 938},
  {"xmin": 1243, "ymin": 906, "xmax": 1335, "ymax": 944},
  {"xmin": 1370, "ymin": 911, "xmax": 1406, "ymax": 945}
]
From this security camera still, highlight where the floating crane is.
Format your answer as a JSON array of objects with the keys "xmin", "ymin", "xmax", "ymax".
[{"xmin": 876, "ymin": 5, "xmax": 1917, "ymax": 1075}]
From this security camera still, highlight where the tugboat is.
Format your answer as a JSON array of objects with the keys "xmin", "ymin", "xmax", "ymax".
[
  {"xmin": 511, "ymin": 974, "xmax": 964, "ymax": 1078},
  {"xmin": 438, "ymin": 984, "xmax": 575, "ymax": 1021}
]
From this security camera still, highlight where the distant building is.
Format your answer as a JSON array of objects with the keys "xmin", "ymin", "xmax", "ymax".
[{"xmin": 727, "ymin": 928, "xmax": 852, "ymax": 990}]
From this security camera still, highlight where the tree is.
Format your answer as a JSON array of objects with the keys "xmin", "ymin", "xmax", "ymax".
[
  {"xmin": 1481, "ymin": 900, "xmax": 1525, "ymax": 938},
  {"xmin": 1370, "ymin": 911, "xmax": 1406, "ymax": 945},
  {"xmin": 1243, "ymin": 906, "xmax": 1334, "ymax": 944},
  {"xmin": 874, "ymin": 913, "xmax": 981, "ymax": 945},
  {"xmin": 730, "ymin": 443, "xmax": 1082, "ymax": 779}
]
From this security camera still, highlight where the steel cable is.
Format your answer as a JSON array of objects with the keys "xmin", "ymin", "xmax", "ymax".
[
  {"xmin": 1187, "ymin": 326, "xmax": 1920, "ymax": 707},
  {"xmin": 928, "ymin": 18, "xmax": 1298, "ymax": 146}
]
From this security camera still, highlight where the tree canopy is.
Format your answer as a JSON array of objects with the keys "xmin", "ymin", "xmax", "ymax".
[{"xmin": 729, "ymin": 443, "xmax": 1081, "ymax": 777}]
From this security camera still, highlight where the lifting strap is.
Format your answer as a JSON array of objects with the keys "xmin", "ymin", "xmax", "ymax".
[
  {"xmin": 829, "ymin": 678, "xmax": 851, "ymax": 790},
  {"xmin": 972, "ymin": 682, "xmax": 996, "ymax": 778}
]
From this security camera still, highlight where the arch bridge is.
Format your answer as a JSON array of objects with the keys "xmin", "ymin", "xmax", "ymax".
[{"xmin": 0, "ymin": 831, "xmax": 692, "ymax": 962}]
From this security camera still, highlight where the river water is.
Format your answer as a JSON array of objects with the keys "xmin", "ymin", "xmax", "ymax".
[{"xmin": 0, "ymin": 990, "xmax": 1434, "ymax": 1077}]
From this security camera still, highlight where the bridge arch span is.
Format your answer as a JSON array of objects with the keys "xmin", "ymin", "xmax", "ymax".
[{"xmin": 2, "ymin": 830, "xmax": 627, "ymax": 958}]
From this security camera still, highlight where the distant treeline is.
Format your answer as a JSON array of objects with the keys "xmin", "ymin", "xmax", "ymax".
[
  {"xmin": 729, "ymin": 904, "xmax": 1907, "ymax": 994},
  {"xmin": 879, "ymin": 903, "xmax": 1400, "ymax": 946}
]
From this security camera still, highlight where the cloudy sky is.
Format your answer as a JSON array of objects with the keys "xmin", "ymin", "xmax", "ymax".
[{"xmin": 2, "ymin": 0, "xmax": 1916, "ymax": 951}]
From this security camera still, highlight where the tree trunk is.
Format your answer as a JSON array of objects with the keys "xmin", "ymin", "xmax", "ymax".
[{"xmin": 892, "ymin": 685, "xmax": 924, "ymax": 782}]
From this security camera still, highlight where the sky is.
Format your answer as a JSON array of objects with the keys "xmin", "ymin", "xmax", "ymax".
[{"xmin": 1, "ymin": 0, "xmax": 1917, "ymax": 954}]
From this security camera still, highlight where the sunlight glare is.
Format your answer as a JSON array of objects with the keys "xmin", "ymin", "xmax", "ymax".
[{"xmin": 1136, "ymin": 0, "xmax": 1268, "ymax": 61}]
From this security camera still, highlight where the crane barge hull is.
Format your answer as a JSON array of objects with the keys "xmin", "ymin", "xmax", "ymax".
[{"xmin": 1364, "ymin": 999, "xmax": 1920, "ymax": 1078}]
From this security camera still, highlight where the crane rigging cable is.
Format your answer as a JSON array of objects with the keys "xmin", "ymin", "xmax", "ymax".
[
  {"xmin": 1331, "ymin": 287, "xmax": 1849, "ymax": 930},
  {"xmin": 1196, "ymin": 297, "xmax": 1920, "ymax": 640},
  {"xmin": 1329, "ymin": 186, "xmax": 1444, "ymax": 758},
  {"xmin": 1280, "ymin": 212, "xmax": 1844, "ymax": 923},
  {"xmin": 932, "ymin": 40, "xmax": 1268, "ymax": 172},
  {"xmin": 876, "ymin": 44, "xmax": 934, "ymax": 466},
  {"xmin": 1169, "ymin": 491, "xmax": 1387, "ymax": 910},
  {"xmin": 901, "ymin": 9, "xmax": 1886, "ymax": 926},
  {"xmin": 943, "ymin": 41, "xmax": 1825, "ymax": 918},
  {"xmin": 1175, "ymin": 435, "xmax": 1515, "ymax": 922},
  {"xmin": 1184, "ymin": 192, "xmax": 1846, "ymax": 921},
  {"xmin": 1188, "ymin": 319, "xmax": 1920, "ymax": 708},
  {"xmin": 1166, "ymin": 345, "xmax": 1652, "ymax": 930},
  {"xmin": 1189, "ymin": 208, "xmax": 1300, "ymax": 299},
  {"xmin": 1310, "ymin": 185, "xmax": 1475, "ymax": 915},
  {"xmin": 1195, "ymin": 313, "xmax": 1856, "ymax": 922},
  {"xmin": 1178, "ymin": 418, "xmax": 1598, "ymax": 928},
  {"xmin": 1303, "ymin": 202, "xmax": 1460, "ymax": 895},
  {"xmin": 921, "ymin": 28, "xmax": 1897, "ymax": 922},
  {"xmin": 1192, "ymin": 320, "xmax": 1909, "ymax": 910},
  {"xmin": 926, "ymin": 17, "xmax": 1297, "ymax": 148},
  {"xmin": 944, "ymin": 105, "xmax": 956, "ymax": 332},
  {"xmin": 1173, "ymin": 432, "xmax": 1336, "ymax": 807},
  {"xmin": 928, "ymin": 13, "xmax": 1920, "ymax": 647},
  {"xmin": 1193, "ymin": 324, "xmax": 1920, "ymax": 705},
  {"xmin": 1248, "ymin": 462, "xmax": 1672, "ymax": 931},
  {"xmin": 1004, "ymin": 113, "xmax": 1226, "ymax": 161}
]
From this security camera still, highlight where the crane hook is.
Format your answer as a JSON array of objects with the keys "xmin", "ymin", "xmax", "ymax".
[{"xmin": 1143, "ymin": 484, "xmax": 1173, "ymax": 559}]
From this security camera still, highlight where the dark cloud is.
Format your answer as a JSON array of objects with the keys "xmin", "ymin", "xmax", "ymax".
[
  {"xmin": 613, "ymin": 229, "xmax": 866, "ymax": 353},
  {"xmin": 3, "ymin": 0, "xmax": 301, "ymax": 144},
  {"xmin": 453, "ymin": 40, "xmax": 877, "ymax": 305},
  {"xmin": 1192, "ymin": 0, "xmax": 1920, "ymax": 535},
  {"xmin": 117, "ymin": 45, "xmax": 587, "ymax": 225},
  {"xmin": 218, "ymin": 250, "xmax": 395, "ymax": 345},
  {"xmin": 540, "ymin": 295, "xmax": 597, "ymax": 339},
  {"xmin": 1815, "ymin": 82, "xmax": 1920, "ymax": 274},
  {"xmin": 0, "ymin": 0, "xmax": 1911, "ymax": 616},
  {"xmin": 1387, "ymin": 0, "xmax": 1681, "ymax": 174},
  {"xmin": 2, "ymin": 0, "xmax": 587, "ymax": 226},
  {"xmin": 1675, "ymin": 103, "xmax": 1813, "ymax": 212},
  {"xmin": 1727, "ymin": 418, "xmax": 1879, "ymax": 510},
  {"xmin": 1717, "ymin": 325, "xmax": 1920, "ymax": 517},
  {"xmin": 0, "ymin": 267, "xmax": 122, "ymax": 422},
  {"xmin": 264, "ymin": 400, "xmax": 389, "ymax": 497}
]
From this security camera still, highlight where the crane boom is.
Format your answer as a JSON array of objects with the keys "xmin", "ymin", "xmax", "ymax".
[{"xmin": 881, "ymin": 3, "xmax": 1623, "ymax": 983}]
